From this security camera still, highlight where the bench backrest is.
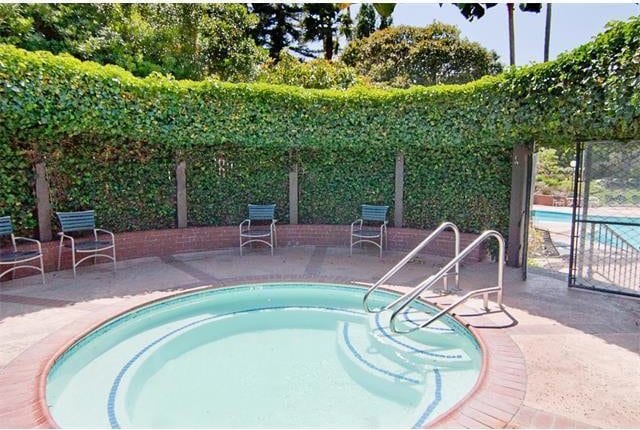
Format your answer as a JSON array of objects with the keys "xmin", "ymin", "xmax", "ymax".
[
  {"xmin": 0, "ymin": 216, "xmax": 13, "ymax": 237},
  {"xmin": 361, "ymin": 205, "xmax": 389, "ymax": 222},
  {"xmin": 57, "ymin": 210, "xmax": 96, "ymax": 232},
  {"xmin": 248, "ymin": 204, "xmax": 276, "ymax": 221}
]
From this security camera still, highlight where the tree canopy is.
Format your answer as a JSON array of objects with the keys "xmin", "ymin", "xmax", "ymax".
[
  {"xmin": 354, "ymin": 4, "xmax": 393, "ymax": 39},
  {"xmin": 355, "ymin": 4, "xmax": 377, "ymax": 39},
  {"xmin": 342, "ymin": 22, "xmax": 503, "ymax": 87},
  {"xmin": 248, "ymin": 3, "xmax": 308, "ymax": 61},
  {"xmin": 301, "ymin": 3, "xmax": 343, "ymax": 60},
  {"xmin": 1, "ymin": 3, "xmax": 508, "ymax": 87},
  {"xmin": 0, "ymin": 3, "xmax": 267, "ymax": 81}
]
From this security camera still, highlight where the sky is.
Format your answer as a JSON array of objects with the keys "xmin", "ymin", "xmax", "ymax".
[{"xmin": 348, "ymin": 3, "xmax": 640, "ymax": 66}]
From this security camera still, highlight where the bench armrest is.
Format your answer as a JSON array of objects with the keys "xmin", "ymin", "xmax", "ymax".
[
  {"xmin": 13, "ymin": 236, "xmax": 43, "ymax": 253},
  {"xmin": 58, "ymin": 232, "xmax": 75, "ymax": 247},
  {"xmin": 94, "ymin": 228, "xmax": 115, "ymax": 242},
  {"xmin": 239, "ymin": 219, "xmax": 251, "ymax": 233},
  {"xmin": 351, "ymin": 219, "xmax": 363, "ymax": 233}
]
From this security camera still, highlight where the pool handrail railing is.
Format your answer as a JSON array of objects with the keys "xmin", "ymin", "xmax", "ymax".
[
  {"xmin": 387, "ymin": 230, "xmax": 505, "ymax": 334},
  {"xmin": 362, "ymin": 221, "xmax": 460, "ymax": 313}
]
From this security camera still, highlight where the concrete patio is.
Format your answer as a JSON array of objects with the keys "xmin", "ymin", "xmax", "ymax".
[{"xmin": 0, "ymin": 245, "xmax": 638, "ymax": 428}]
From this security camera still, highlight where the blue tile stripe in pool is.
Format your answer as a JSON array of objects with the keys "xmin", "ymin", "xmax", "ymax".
[
  {"xmin": 107, "ymin": 305, "xmax": 364, "ymax": 429},
  {"xmin": 401, "ymin": 307, "xmax": 481, "ymax": 352},
  {"xmin": 342, "ymin": 322, "xmax": 420, "ymax": 384},
  {"xmin": 412, "ymin": 369, "xmax": 442, "ymax": 429},
  {"xmin": 374, "ymin": 313, "xmax": 464, "ymax": 359},
  {"xmin": 401, "ymin": 308, "xmax": 455, "ymax": 332}
]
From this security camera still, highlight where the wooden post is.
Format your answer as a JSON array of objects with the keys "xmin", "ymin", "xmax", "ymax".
[
  {"xmin": 176, "ymin": 160, "xmax": 187, "ymax": 228},
  {"xmin": 289, "ymin": 157, "xmax": 299, "ymax": 225},
  {"xmin": 35, "ymin": 162, "xmax": 52, "ymax": 241},
  {"xmin": 394, "ymin": 152, "xmax": 404, "ymax": 228},
  {"xmin": 507, "ymin": 144, "xmax": 530, "ymax": 267}
]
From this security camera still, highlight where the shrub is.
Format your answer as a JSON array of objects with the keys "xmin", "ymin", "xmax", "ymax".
[
  {"xmin": 342, "ymin": 23, "xmax": 503, "ymax": 87},
  {"xmin": 257, "ymin": 51, "xmax": 362, "ymax": 89}
]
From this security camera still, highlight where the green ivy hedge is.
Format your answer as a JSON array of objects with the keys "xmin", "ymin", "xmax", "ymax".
[
  {"xmin": 404, "ymin": 141, "xmax": 512, "ymax": 231},
  {"xmin": 187, "ymin": 145, "xmax": 289, "ymax": 226},
  {"xmin": 45, "ymin": 135, "xmax": 176, "ymax": 232},
  {"xmin": 0, "ymin": 17, "xmax": 638, "ymax": 237},
  {"xmin": 0, "ymin": 140, "xmax": 34, "ymax": 233},
  {"xmin": 299, "ymin": 147, "xmax": 396, "ymax": 224}
]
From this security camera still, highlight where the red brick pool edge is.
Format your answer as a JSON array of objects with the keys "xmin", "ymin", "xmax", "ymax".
[{"xmin": 0, "ymin": 275, "xmax": 525, "ymax": 429}]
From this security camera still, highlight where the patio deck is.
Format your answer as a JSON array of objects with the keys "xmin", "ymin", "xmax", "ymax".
[{"xmin": 0, "ymin": 245, "xmax": 638, "ymax": 428}]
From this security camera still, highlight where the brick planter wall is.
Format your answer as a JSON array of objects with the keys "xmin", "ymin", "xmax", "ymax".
[
  {"xmin": 2, "ymin": 225, "xmax": 484, "ymax": 281},
  {"xmin": 533, "ymin": 194, "xmax": 572, "ymax": 206}
]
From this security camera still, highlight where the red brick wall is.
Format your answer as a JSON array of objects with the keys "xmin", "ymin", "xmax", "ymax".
[
  {"xmin": 533, "ymin": 194, "xmax": 571, "ymax": 206},
  {"xmin": 3, "ymin": 225, "xmax": 484, "ymax": 280}
]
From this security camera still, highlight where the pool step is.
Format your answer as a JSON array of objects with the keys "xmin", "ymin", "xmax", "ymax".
[
  {"xmin": 368, "ymin": 311, "xmax": 472, "ymax": 369},
  {"xmin": 394, "ymin": 308, "xmax": 458, "ymax": 334},
  {"xmin": 370, "ymin": 310, "xmax": 459, "ymax": 347},
  {"xmin": 336, "ymin": 321, "xmax": 425, "ymax": 404}
]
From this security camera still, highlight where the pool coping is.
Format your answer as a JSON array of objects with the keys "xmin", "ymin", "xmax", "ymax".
[{"xmin": 0, "ymin": 274, "xmax": 526, "ymax": 429}]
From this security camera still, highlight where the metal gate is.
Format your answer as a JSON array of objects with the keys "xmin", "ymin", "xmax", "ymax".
[{"xmin": 569, "ymin": 140, "xmax": 640, "ymax": 296}]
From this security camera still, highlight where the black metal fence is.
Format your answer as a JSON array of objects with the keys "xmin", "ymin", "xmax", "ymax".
[{"xmin": 569, "ymin": 141, "xmax": 640, "ymax": 296}]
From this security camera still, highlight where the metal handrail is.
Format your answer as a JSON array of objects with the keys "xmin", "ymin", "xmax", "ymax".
[
  {"xmin": 362, "ymin": 221, "xmax": 460, "ymax": 313},
  {"xmin": 388, "ymin": 230, "xmax": 505, "ymax": 334}
]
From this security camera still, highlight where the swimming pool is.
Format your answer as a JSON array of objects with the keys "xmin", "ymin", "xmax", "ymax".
[
  {"xmin": 532, "ymin": 210, "xmax": 640, "ymax": 249},
  {"xmin": 46, "ymin": 283, "xmax": 482, "ymax": 428}
]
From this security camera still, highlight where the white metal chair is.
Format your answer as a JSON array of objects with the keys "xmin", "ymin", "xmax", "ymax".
[
  {"xmin": 350, "ymin": 204, "xmax": 389, "ymax": 259},
  {"xmin": 239, "ymin": 204, "xmax": 277, "ymax": 256},
  {"xmin": 56, "ymin": 210, "xmax": 116, "ymax": 277},
  {"xmin": 0, "ymin": 216, "xmax": 45, "ymax": 284}
]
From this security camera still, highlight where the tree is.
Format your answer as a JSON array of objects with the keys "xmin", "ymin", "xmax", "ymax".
[
  {"xmin": 0, "ymin": 4, "xmax": 120, "ymax": 59},
  {"xmin": 342, "ymin": 23, "xmax": 503, "ymax": 87},
  {"xmin": 354, "ymin": 4, "xmax": 392, "ymax": 39},
  {"xmin": 108, "ymin": 4, "xmax": 268, "ymax": 81},
  {"xmin": 453, "ymin": 3, "xmax": 542, "ymax": 66},
  {"xmin": 544, "ymin": 4, "xmax": 552, "ymax": 62},
  {"xmin": 535, "ymin": 148, "xmax": 574, "ymax": 195},
  {"xmin": 301, "ymin": 4, "xmax": 343, "ymax": 60},
  {"xmin": 355, "ymin": 4, "xmax": 376, "ymax": 39},
  {"xmin": 248, "ymin": 3, "xmax": 307, "ymax": 61},
  {"xmin": 340, "ymin": 5, "xmax": 354, "ymax": 42},
  {"xmin": 371, "ymin": 3, "xmax": 544, "ymax": 66},
  {"xmin": 378, "ymin": 14, "xmax": 393, "ymax": 30},
  {"xmin": 0, "ymin": 4, "xmax": 267, "ymax": 81}
]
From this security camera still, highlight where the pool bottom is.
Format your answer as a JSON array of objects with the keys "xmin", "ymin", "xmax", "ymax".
[{"xmin": 46, "ymin": 283, "xmax": 482, "ymax": 428}]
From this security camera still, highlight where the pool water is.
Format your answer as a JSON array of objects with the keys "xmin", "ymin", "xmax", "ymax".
[
  {"xmin": 532, "ymin": 210, "xmax": 640, "ymax": 249},
  {"xmin": 46, "ymin": 283, "xmax": 482, "ymax": 428}
]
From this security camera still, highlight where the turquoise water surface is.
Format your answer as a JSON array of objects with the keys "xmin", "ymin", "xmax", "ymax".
[
  {"xmin": 47, "ymin": 283, "xmax": 482, "ymax": 428},
  {"xmin": 532, "ymin": 210, "xmax": 640, "ymax": 249}
]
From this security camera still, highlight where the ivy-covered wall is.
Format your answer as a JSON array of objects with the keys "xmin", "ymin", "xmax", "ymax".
[
  {"xmin": 45, "ymin": 136, "xmax": 176, "ymax": 232},
  {"xmin": 0, "ymin": 17, "xmax": 638, "ymax": 237},
  {"xmin": 299, "ymin": 147, "xmax": 396, "ymax": 225},
  {"xmin": 187, "ymin": 145, "xmax": 290, "ymax": 226}
]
